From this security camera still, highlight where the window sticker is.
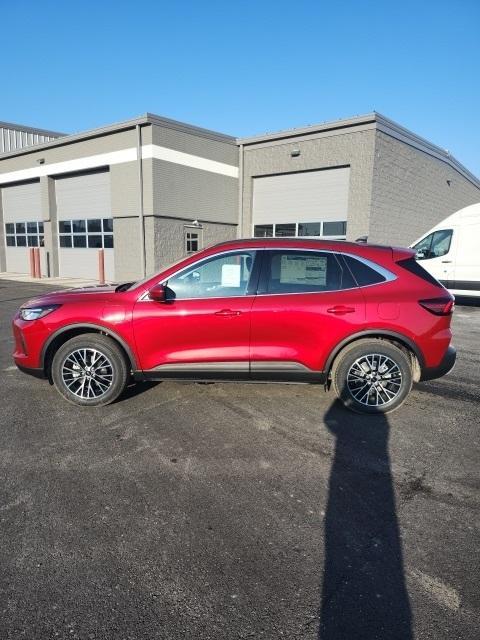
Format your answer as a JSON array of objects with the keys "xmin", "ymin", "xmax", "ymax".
[
  {"xmin": 280, "ymin": 255, "xmax": 327, "ymax": 286},
  {"xmin": 221, "ymin": 264, "xmax": 241, "ymax": 287}
]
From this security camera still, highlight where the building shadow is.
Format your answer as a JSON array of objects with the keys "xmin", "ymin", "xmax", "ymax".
[{"xmin": 318, "ymin": 400, "xmax": 413, "ymax": 640}]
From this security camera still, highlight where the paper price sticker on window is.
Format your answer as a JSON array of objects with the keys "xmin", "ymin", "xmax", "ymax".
[
  {"xmin": 280, "ymin": 255, "xmax": 327, "ymax": 286},
  {"xmin": 221, "ymin": 263, "xmax": 241, "ymax": 287}
]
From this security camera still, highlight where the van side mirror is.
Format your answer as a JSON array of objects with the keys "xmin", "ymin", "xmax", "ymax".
[{"xmin": 149, "ymin": 283, "xmax": 167, "ymax": 302}]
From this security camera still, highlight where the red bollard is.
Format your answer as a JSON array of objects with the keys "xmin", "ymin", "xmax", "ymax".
[
  {"xmin": 34, "ymin": 248, "xmax": 41, "ymax": 278},
  {"xmin": 98, "ymin": 249, "xmax": 105, "ymax": 285},
  {"xmin": 29, "ymin": 248, "xmax": 36, "ymax": 277}
]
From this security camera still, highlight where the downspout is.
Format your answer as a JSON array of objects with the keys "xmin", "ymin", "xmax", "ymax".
[
  {"xmin": 136, "ymin": 124, "xmax": 146, "ymax": 277},
  {"xmin": 237, "ymin": 142, "xmax": 244, "ymax": 238}
]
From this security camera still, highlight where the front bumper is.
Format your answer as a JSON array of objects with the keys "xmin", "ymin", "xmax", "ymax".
[{"xmin": 420, "ymin": 345, "xmax": 456, "ymax": 381}]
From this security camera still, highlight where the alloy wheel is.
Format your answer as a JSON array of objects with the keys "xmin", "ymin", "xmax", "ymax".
[
  {"xmin": 61, "ymin": 348, "xmax": 114, "ymax": 399},
  {"xmin": 346, "ymin": 353, "xmax": 403, "ymax": 407}
]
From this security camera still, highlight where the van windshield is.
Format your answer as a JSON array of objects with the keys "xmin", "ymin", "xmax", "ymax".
[{"xmin": 412, "ymin": 229, "xmax": 452, "ymax": 260}]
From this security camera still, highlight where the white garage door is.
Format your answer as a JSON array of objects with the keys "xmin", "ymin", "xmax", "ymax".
[
  {"xmin": 2, "ymin": 180, "xmax": 47, "ymax": 274},
  {"xmin": 56, "ymin": 169, "xmax": 114, "ymax": 280},
  {"xmin": 252, "ymin": 167, "xmax": 350, "ymax": 238}
]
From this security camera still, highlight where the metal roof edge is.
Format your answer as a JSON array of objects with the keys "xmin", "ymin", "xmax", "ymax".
[
  {"xmin": 0, "ymin": 120, "xmax": 66, "ymax": 137},
  {"xmin": 0, "ymin": 113, "xmax": 237, "ymax": 160},
  {"xmin": 144, "ymin": 113, "xmax": 237, "ymax": 144},
  {"xmin": 237, "ymin": 113, "xmax": 377, "ymax": 145}
]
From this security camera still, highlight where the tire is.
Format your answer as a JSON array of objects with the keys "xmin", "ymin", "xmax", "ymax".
[
  {"xmin": 51, "ymin": 333, "xmax": 129, "ymax": 407},
  {"xmin": 331, "ymin": 339, "xmax": 413, "ymax": 414}
]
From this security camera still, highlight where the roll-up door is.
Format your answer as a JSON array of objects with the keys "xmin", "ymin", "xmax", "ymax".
[
  {"xmin": 55, "ymin": 169, "xmax": 114, "ymax": 280},
  {"xmin": 2, "ymin": 180, "xmax": 46, "ymax": 274},
  {"xmin": 252, "ymin": 167, "xmax": 350, "ymax": 238}
]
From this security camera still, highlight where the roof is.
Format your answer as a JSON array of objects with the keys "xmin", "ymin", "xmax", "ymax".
[
  {"xmin": 0, "ymin": 120, "xmax": 65, "ymax": 138},
  {"xmin": 237, "ymin": 112, "xmax": 480, "ymax": 188},
  {"xmin": 0, "ymin": 113, "xmax": 237, "ymax": 160}
]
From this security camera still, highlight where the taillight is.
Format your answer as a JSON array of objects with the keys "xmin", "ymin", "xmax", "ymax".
[{"xmin": 418, "ymin": 297, "xmax": 454, "ymax": 316}]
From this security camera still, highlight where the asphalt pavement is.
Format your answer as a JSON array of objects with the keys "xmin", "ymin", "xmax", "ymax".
[{"xmin": 0, "ymin": 279, "xmax": 478, "ymax": 639}]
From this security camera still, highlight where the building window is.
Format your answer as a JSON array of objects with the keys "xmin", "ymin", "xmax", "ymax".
[
  {"xmin": 58, "ymin": 218, "xmax": 114, "ymax": 249},
  {"xmin": 275, "ymin": 223, "xmax": 296, "ymax": 237},
  {"xmin": 253, "ymin": 221, "xmax": 347, "ymax": 239},
  {"xmin": 323, "ymin": 221, "xmax": 347, "ymax": 236},
  {"xmin": 298, "ymin": 222, "xmax": 321, "ymax": 237},
  {"xmin": 254, "ymin": 224, "xmax": 274, "ymax": 238},
  {"xmin": 184, "ymin": 227, "xmax": 203, "ymax": 254},
  {"xmin": 5, "ymin": 221, "xmax": 44, "ymax": 247}
]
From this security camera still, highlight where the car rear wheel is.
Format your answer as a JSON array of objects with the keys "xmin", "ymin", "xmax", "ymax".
[
  {"xmin": 331, "ymin": 339, "xmax": 413, "ymax": 414},
  {"xmin": 51, "ymin": 333, "xmax": 129, "ymax": 407}
]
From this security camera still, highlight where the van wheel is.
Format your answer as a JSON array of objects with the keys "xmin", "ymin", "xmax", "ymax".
[
  {"xmin": 51, "ymin": 333, "xmax": 129, "ymax": 407},
  {"xmin": 331, "ymin": 339, "xmax": 413, "ymax": 414}
]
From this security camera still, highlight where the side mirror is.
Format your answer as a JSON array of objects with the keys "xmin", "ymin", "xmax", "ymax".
[{"xmin": 149, "ymin": 283, "xmax": 167, "ymax": 302}]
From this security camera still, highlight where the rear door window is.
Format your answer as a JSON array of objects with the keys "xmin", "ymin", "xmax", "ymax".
[{"xmin": 259, "ymin": 250, "xmax": 355, "ymax": 294}]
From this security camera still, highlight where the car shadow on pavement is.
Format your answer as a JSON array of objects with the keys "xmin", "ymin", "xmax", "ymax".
[{"xmin": 318, "ymin": 400, "xmax": 413, "ymax": 640}]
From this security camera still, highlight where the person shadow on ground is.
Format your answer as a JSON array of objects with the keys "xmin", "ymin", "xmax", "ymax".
[{"xmin": 318, "ymin": 400, "xmax": 413, "ymax": 640}]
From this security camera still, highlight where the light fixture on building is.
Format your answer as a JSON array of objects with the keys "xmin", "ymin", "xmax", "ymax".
[
  {"xmin": 191, "ymin": 219, "xmax": 201, "ymax": 227},
  {"xmin": 36, "ymin": 158, "xmax": 45, "ymax": 165},
  {"xmin": 291, "ymin": 149, "xmax": 301, "ymax": 157},
  {"xmin": 446, "ymin": 179, "xmax": 452, "ymax": 186}
]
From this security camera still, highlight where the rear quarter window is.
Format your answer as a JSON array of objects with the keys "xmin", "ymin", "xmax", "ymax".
[{"xmin": 342, "ymin": 255, "xmax": 387, "ymax": 287}]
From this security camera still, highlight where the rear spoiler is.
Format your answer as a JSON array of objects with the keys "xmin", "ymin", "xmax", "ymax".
[{"xmin": 391, "ymin": 246, "xmax": 416, "ymax": 262}]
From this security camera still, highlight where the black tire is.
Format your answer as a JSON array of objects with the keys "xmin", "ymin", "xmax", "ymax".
[
  {"xmin": 331, "ymin": 339, "xmax": 413, "ymax": 414},
  {"xmin": 51, "ymin": 333, "xmax": 129, "ymax": 407}
]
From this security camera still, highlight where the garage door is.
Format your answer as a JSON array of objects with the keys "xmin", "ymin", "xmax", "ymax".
[
  {"xmin": 56, "ymin": 169, "xmax": 114, "ymax": 280},
  {"xmin": 2, "ymin": 180, "xmax": 47, "ymax": 274},
  {"xmin": 252, "ymin": 167, "xmax": 350, "ymax": 239}
]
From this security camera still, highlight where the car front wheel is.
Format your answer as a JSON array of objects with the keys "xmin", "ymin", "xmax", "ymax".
[
  {"xmin": 331, "ymin": 339, "xmax": 413, "ymax": 414},
  {"xmin": 51, "ymin": 333, "xmax": 129, "ymax": 407}
]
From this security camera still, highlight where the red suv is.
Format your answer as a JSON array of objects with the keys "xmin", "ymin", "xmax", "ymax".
[{"xmin": 12, "ymin": 239, "xmax": 456, "ymax": 413}]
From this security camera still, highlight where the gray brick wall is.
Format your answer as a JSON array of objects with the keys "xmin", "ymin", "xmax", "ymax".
[
  {"xmin": 369, "ymin": 131, "xmax": 480, "ymax": 246},
  {"xmin": 241, "ymin": 129, "xmax": 377, "ymax": 242},
  {"xmin": 149, "ymin": 216, "xmax": 236, "ymax": 272}
]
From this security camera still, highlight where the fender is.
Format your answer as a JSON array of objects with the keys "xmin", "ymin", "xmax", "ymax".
[
  {"xmin": 324, "ymin": 329, "xmax": 425, "ymax": 373},
  {"xmin": 40, "ymin": 323, "xmax": 138, "ymax": 371}
]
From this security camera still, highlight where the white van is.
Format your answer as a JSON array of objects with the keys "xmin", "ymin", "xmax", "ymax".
[{"xmin": 410, "ymin": 203, "xmax": 480, "ymax": 298}]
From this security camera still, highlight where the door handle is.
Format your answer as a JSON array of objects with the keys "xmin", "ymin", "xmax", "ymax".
[
  {"xmin": 327, "ymin": 305, "xmax": 355, "ymax": 315},
  {"xmin": 441, "ymin": 260, "xmax": 452, "ymax": 263},
  {"xmin": 214, "ymin": 309, "xmax": 242, "ymax": 317}
]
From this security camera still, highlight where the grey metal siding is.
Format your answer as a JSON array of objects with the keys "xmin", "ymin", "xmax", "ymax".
[
  {"xmin": 152, "ymin": 125, "xmax": 238, "ymax": 166},
  {"xmin": 252, "ymin": 167, "xmax": 350, "ymax": 226},
  {"xmin": 152, "ymin": 158, "xmax": 238, "ymax": 225}
]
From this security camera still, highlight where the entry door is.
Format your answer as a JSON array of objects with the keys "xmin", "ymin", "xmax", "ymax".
[
  {"xmin": 250, "ymin": 249, "xmax": 365, "ymax": 375},
  {"xmin": 133, "ymin": 250, "xmax": 258, "ymax": 374}
]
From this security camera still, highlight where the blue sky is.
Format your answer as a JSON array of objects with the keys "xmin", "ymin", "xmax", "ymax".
[{"xmin": 1, "ymin": 0, "xmax": 479, "ymax": 175}]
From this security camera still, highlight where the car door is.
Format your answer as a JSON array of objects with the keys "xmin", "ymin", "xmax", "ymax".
[
  {"xmin": 249, "ymin": 249, "xmax": 365, "ymax": 378},
  {"xmin": 412, "ymin": 229, "xmax": 455, "ymax": 287},
  {"xmin": 133, "ymin": 250, "xmax": 259, "ymax": 376}
]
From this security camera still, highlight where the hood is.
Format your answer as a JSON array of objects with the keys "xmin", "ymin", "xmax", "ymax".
[{"xmin": 21, "ymin": 284, "xmax": 119, "ymax": 308}]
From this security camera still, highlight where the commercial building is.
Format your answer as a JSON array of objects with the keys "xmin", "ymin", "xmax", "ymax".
[{"xmin": 1, "ymin": 112, "xmax": 479, "ymax": 281}]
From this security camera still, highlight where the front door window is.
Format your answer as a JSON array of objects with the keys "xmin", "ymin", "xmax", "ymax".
[{"xmin": 166, "ymin": 251, "xmax": 256, "ymax": 300}]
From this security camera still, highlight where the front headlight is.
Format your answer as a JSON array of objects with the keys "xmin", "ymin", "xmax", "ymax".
[{"xmin": 20, "ymin": 305, "xmax": 60, "ymax": 321}]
